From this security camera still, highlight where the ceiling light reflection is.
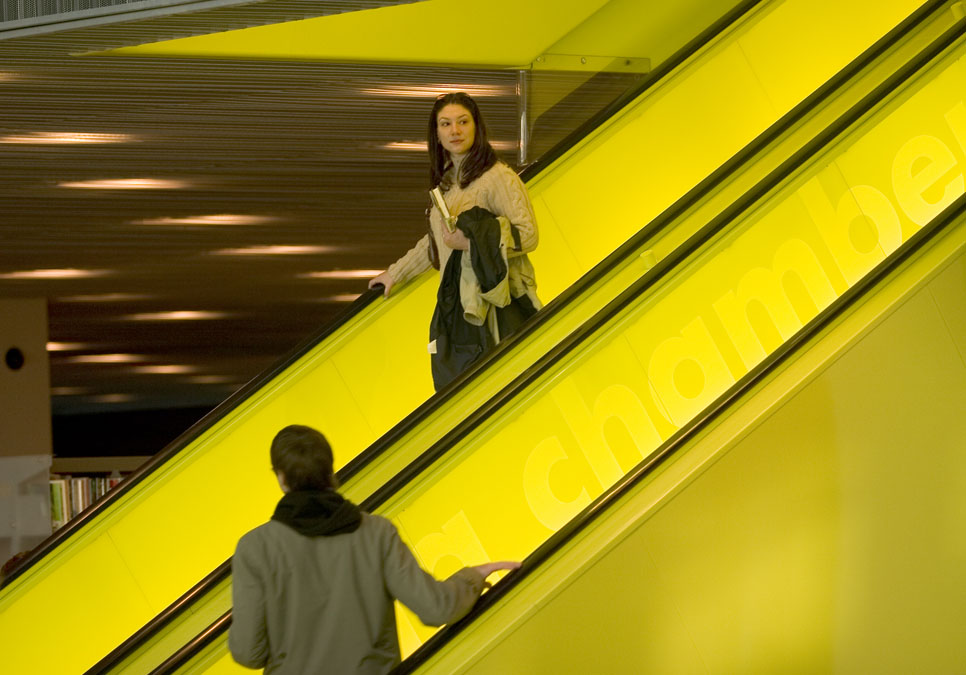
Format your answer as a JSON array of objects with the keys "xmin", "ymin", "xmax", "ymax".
[
  {"xmin": 59, "ymin": 293, "xmax": 152, "ymax": 303},
  {"xmin": 63, "ymin": 354, "xmax": 148, "ymax": 364},
  {"xmin": 185, "ymin": 375, "xmax": 238, "ymax": 384},
  {"xmin": 88, "ymin": 393, "xmax": 138, "ymax": 404},
  {"xmin": 124, "ymin": 310, "xmax": 233, "ymax": 321},
  {"xmin": 210, "ymin": 245, "xmax": 332, "ymax": 256},
  {"xmin": 47, "ymin": 342, "xmax": 94, "ymax": 352},
  {"xmin": 0, "ymin": 268, "xmax": 110, "ymax": 280},
  {"xmin": 319, "ymin": 294, "xmax": 361, "ymax": 303},
  {"xmin": 301, "ymin": 270, "xmax": 382, "ymax": 280},
  {"xmin": 51, "ymin": 386, "xmax": 91, "ymax": 395},
  {"xmin": 360, "ymin": 84, "xmax": 514, "ymax": 98},
  {"xmin": 59, "ymin": 178, "xmax": 189, "ymax": 190},
  {"xmin": 1, "ymin": 132, "xmax": 139, "ymax": 145},
  {"xmin": 383, "ymin": 140, "xmax": 517, "ymax": 151},
  {"xmin": 130, "ymin": 365, "xmax": 198, "ymax": 375},
  {"xmin": 134, "ymin": 214, "xmax": 276, "ymax": 226}
]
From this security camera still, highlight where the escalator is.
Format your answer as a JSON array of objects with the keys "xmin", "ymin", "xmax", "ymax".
[
  {"xmin": 401, "ymin": 199, "xmax": 966, "ymax": 675},
  {"xmin": 107, "ymin": 7, "xmax": 966, "ymax": 674},
  {"xmin": 0, "ymin": 1, "xmax": 956, "ymax": 673}
]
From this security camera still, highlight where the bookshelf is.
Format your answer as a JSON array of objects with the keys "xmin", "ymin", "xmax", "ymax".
[{"xmin": 48, "ymin": 457, "xmax": 149, "ymax": 531}]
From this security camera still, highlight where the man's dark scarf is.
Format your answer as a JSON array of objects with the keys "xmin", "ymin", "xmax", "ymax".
[{"xmin": 272, "ymin": 489, "xmax": 362, "ymax": 537}]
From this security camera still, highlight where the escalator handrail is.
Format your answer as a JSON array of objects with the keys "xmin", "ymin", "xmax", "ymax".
[
  {"xmin": 140, "ymin": 13, "xmax": 966, "ymax": 675},
  {"xmin": 0, "ymin": 0, "xmax": 766, "ymax": 594}
]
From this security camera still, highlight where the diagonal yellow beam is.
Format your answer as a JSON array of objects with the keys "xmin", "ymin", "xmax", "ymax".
[{"xmin": 95, "ymin": 0, "xmax": 611, "ymax": 67}]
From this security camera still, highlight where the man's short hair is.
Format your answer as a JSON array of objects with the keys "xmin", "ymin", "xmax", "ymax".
[{"xmin": 270, "ymin": 425, "xmax": 338, "ymax": 491}]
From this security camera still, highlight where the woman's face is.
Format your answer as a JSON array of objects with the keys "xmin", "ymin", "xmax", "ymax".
[{"xmin": 436, "ymin": 103, "xmax": 475, "ymax": 158}]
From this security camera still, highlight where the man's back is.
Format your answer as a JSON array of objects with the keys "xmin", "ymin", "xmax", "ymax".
[{"xmin": 230, "ymin": 511, "xmax": 483, "ymax": 674}]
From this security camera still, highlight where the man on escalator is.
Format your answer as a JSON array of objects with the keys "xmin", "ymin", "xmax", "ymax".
[{"xmin": 229, "ymin": 424, "xmax": 518, "ymax": 674}]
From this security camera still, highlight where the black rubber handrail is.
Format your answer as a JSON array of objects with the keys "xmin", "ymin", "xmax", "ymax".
[
  {"xmin": 142, "ymin": 13, "xmax": 966, "ymax": 675},
  {"xmin": 0, "ymin": 0, "xmax": 766, "ymax": 594},
  {"xmin": 393, "ymin": 197, "xmax": 966, "ymax": 675}
]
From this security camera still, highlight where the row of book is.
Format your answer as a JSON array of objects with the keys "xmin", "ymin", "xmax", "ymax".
[{"xmin": 49, "ymin": 474, "xmax": 123, "ymax": 531}]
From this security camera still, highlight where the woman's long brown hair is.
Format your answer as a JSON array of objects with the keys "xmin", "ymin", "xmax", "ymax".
[{"xmin": 428, "ymin": 92, "xmax": 499, "ymax": 190}]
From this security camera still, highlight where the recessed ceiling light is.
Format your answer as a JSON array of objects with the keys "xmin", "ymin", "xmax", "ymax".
[
  {"xmin": 88, "ymin": 393, "xmax": 138, "ymax": 404},
  {"xmin": 301, "ymin": 270, "xmax": 383, "ymax": 280},
  {"xmin": 63, "ymin": 354, "xmax": 148, "ymax": 364},
  {"xmin": 130, "ymin": 365, "xmax": 198, "ymax": 375},
  {"xmin": 59, "ymin": 178, "xmax": 189, "ymax": 189},
  {"xmin": 0, "ymin": 132, "xmax": 139, "ymax": 144},
  {"xmin": 210, "ymin": 245, "xmax": 333, "ymax": 256},
  {"xmin": 316, "ymin": 294, "xmax": 361, "ymax": 303},
  {"xmin": 51, "ymin": 386, "xmax": 91, "ymax": 396},
  {"xmin": 384, "ymin": 141, "xmax": 427, "ymax": 151},
  {"xmin": 47, "ymin": 342, "xmax": 94, "ymax": 352},
  {"xmin": 134, "ymin": 214, "xmax": 276, "ymax": 226},
  {"xmin": 124, "ymin": 310, "xmax": 233, "ymax": 321},
  {"xmin": 58, "ymin": 293, "xmax": 152, "ymax": 303},
  {"xmin": 0, "ymin": 268, "xmax": 111, "ymax": 280},
  {"xmin": 184, "ymin": 374, "xmax": 238, "ymax": 384},
  {"xmin": 359, "ymin": 84, "xmax": 514, "ymax": 98},
  {"xmin": 383, "ymin": 140, "xmax": 517, "ymax": 151}
]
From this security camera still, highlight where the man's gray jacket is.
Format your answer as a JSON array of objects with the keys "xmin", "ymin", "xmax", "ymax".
[{"xmin": 229, "ymin": 507, "xmax": 485, "ymax": 674}]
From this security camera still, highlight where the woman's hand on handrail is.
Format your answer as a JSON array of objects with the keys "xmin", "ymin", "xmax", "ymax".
[{"xmin": 368, "ymin": 271, "xmax": 394, "ymax": 297}]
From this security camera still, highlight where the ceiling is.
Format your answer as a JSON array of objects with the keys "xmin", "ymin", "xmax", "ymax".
[{"xmin": 0, "ymin": 0, "xmax": 639, "ymax": 433}]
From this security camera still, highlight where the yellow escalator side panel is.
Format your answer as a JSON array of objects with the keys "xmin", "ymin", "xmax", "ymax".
[
  {"xmin": 527, "ymin": 0, "xmax": 932, "ymax": 280},
  {"xmin": 929, "ymin": 242, "xmax": 966, "ymax": 358},
  {"xmin": 6, "ymin": 2, "xmax": 949, "ymax": 673},
  {"xmin": 473, "ymin": 523, "xmax": 713, "ymax": 675},
  {"xmin": 0, "ymin": 534, "xmax": 156, "ymax": 673},
  {"xmin": 178, "ymin": 633, "xmax": 242, "ymax": 675},
  {"xmin": 636, "ymin": 258, "xmax": 966, "ymax": 673},
  {"xmin": 621, "ymin": 163, "xmax": 854, "ymax": 424},
  {"xmin": 373, "ymin": 38, "xmax": 966, "ymax": 658},
  {"xmin": 191, "ymin": 648, "xmax": 247, "ymax": 675},
  {"xmin": 241, "ymin": 355, "xmax": 377, "ymax": 473},
  {"xmin": 425, "ymin": 227, "xmax": 966, "ymax": 675},
  {"xmin": 738, "ymin": 0, "xmax": 928, "ymax": 116},
  {"xmin": 533, "ymin": 41, "xmax": 778, "ymax": 273},
  {"xmin": 833, "ymin": 57, "xmax": 966, "ymax": 236},
  {"xmin": 526, "ymin": 196, "xmax": 583, "ymax": 303},
  {"xmin": 330, "ymin": 275, "xmax": 437, "ymax": 439},
  {"xmin": 103, "ymin": 356, "xmax": 379, "ymax": 611}
]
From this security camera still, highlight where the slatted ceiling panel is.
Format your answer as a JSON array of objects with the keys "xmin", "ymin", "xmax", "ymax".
[{"xmin": 0, "ymin": 22, "xmax": 534, "ymax": 418}]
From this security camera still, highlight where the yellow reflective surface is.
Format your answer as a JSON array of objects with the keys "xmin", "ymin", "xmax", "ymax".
[
  {"xmin": 0, "ymin": 1, "xmax": 939, "ymax": 673},
  {"xmin": 382, "ymin": 34, "xmax": 966, "ymax": 654},
  {"xmin": 97, "ymin": 0, "xmax": 611, "ymax": 66},
  {"xmin": 179, "ymin": 11, "xmax": 965, "ymax": 675},
  {"xmin": 178, "ymin": 26, "xmax": 965, "ymax": 675},
  {"xmin": 424, "ymin": 222, "xmax": 966, "ymax": 674}
]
